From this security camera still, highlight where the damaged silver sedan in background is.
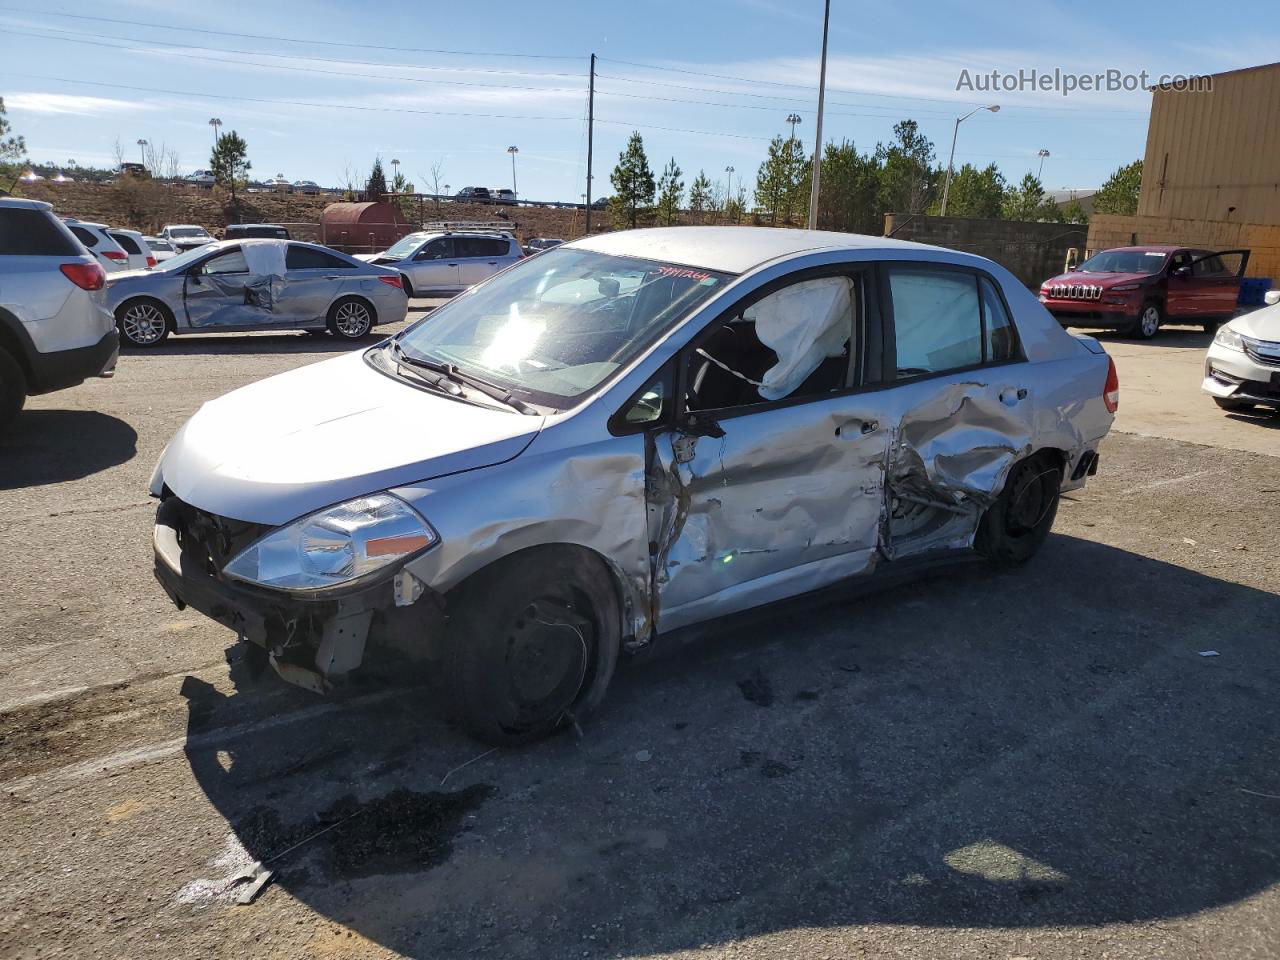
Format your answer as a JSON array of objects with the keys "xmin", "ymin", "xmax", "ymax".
[{"xmin": 149, "ymin": 227, "xmax": 1118, "ymax": 744}]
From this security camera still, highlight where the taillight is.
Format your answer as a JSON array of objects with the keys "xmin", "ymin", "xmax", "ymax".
[
  {"xmin": 146, "ymin": 256, "xmax": 157, "ymax": 268},
  {"xmin": 378, "ymin": 275, "xmax": 403, "ymax": 289},
  {"xmin": 60, "ymin": 262, "xmax": 106, "ymax": 291},
  {"xmin": 1103, "ymin": 356, "xmax": 1119, "ymax": 413},
  {"xmin": 103, "ymin": 250, "xmax": 127, "ymax": 262}
]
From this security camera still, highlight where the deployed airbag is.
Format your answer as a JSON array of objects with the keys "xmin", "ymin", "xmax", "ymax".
[{"xmin": 747, "ymin": 276, "xmax": 853, "ymax": 401}]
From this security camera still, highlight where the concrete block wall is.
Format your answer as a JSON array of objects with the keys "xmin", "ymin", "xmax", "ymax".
[{"xmin": 1089, "ymin": 214, "xmax": 1280, "ymax": 284}]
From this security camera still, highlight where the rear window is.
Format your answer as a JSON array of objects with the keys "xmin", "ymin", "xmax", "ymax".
[
  {"xmin": 69, "ymin": 225, "xmax": 99, "ymax": 248},
  {"xmin": 0, "ymin": 209, "xmax": 82, "ymax": 256},
  {"xmin": 110, "ymin": 232, "xmax": 142, "ymax": 255},
  {"xmin": 457, "ymin": 237, "xmax": 509, "ymax": 257}
]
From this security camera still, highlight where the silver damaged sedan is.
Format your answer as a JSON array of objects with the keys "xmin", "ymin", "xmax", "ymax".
[
  {"xmin": 150, "ymin": 227, "xmax": 1118, "ymax": 744},
  {"xmin": 106, "ymin": 238, "xmax": 408, "ymax": 347}
]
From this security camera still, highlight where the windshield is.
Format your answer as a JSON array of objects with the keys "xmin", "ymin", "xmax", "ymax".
[
  {"xmin": 157, "ymin": 243, "xmax": 223, "ymax": 272},
  {"xmin": 393, "ymin": 248, "xmax": 733, "ymax": 407},
  {"xmin": 1079, "ymin": 250, "xmax": 1168, "ymax": 274},
  {"xmin": 169, "ymin": 227, "xmax": 211, "ymax": 238},
  {"xmin": 383, "ymin": 233, "xmax": 428, "ymax": 259}
]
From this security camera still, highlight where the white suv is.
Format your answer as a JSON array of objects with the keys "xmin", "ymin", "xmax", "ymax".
[
  {"xmin": 158, "ymin": 224, "xmax": 215, "ymax": 252},
  {"xmin": 62, "ymin": 219, "xmax": 130, "ymax": 273},
  {"xmin": 108, "ymin": 228, "xmax": 156, "ymax": 271},
  {"xmin": 0, "ymin": 199, "xmax": 118, "ymax": 427},
  {"xmin": 357, "ymin": 230, "xmax": 523, "ymax": 298}
]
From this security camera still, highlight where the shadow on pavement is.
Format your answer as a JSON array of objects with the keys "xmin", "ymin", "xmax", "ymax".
[
  {"xmin": 0, "ymin": 409, "xmax": 137, "ymax": 490},
  {"xmin": 184, "ymin": 534, "xmax": 1280, "ymax": 957},
  {"xmin": 125, "ymin": 332, "xmax": 385, "ymax": 357}
]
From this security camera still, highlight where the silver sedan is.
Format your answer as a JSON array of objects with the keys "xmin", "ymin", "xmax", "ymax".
[{"xmin": 106, "ymin": 239, "xmax": 408, "ymax": 347}]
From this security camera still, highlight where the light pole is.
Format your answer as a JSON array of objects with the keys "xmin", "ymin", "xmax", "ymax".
[
  {"xmin": 136, "ymin": 138, "xmax": 147, "ymax": 167},
  {"xmin": 724, "ymin": 164, "xmax": 734, "ymax": 200},
  {"xmin": 940, "ymin": 104, "xmax": 1000, "ymax": 216},
  {"xmin": 507, "ymin": 145, "xmax": 519, "ymax": 197},
  {"xmin": 390, "ymin": 157, "xmax": 400, "ymax": 185},
  {"xmin": 807, "ymin": 0, "xmax": 831, "ymax": 229},
  {"xmin": 208, "ymin": 117, "xmax": 222, "ymax": 147},
  {"xmin": 1036, "ymin": 148, "xmax": 1050, "ymax": 180},
  {"xmin": 786, "ymin": 113, "xmax": 801, "ymax": 142}
]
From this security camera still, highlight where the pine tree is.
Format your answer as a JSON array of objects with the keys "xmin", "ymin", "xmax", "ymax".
[
  {"xmin": 209, "ymin": 130, "xmax": 251, "ymax": 203},
  {"xmin": 1092, "ymin": 160, "xmax": 1142, "ymax": 216},
  {"xmin": 688, "ymin": 170, "xmax": 712, "ymax": 223},
  {"xmin": 655, "ymin": 157, "xmax": 684, "ymax": 226},
  {"xmin": 367, "ymin": 157, "xmax": 388, "ymax": 201},
  {"xmin": 0, "ymin": 96, "xmax": 27, "ymax": 185},
  {"xmin": 608, "ymin": 132, "xmax": 655, "ymax": 229}
]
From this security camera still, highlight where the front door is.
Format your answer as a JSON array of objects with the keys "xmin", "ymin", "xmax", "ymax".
[
  {"xmin": 183, "ymin": 246, "xmax": 273, "ymax": 328},
  {"xmin": 647, "ymin": 268, "xmax": 886, "ymax": 633},
  {"xmin": 1165, "ymin": 251, "xmax": 1198, "ymax": 317},
  {"xmin": 404, "ymin": 237, "xmax": 459, "ymax": 293},
  {"xmin": 1191, "ymin": 249, "xmax": 1250, "ymax": 320}
]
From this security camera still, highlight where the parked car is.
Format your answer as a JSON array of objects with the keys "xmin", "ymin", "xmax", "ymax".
[
  {"xmin": 523, "ymin": 237, "xmax": 564, "ymax": 255},
  {"xmin": 292, "ymin": 180, "xmax": 321, "ymax": 195},
  {"xmin": 119, "ymin": 162, "xmax": 150, "ymax": 180},
  {"xmin": 356, "ymin": 230, "xmax": 522, "ymax": 297},
  {"xmin": 1041, "ymin": 245, "xmax": 1249, "ymax": 339},
  {"xmin": 106, "ymin": 238, "xmax": 407, "ymax": 347},
  {"xmin": 62, "ymin": 219, "xmax": 130, "ymax": 273},
  {"xmin": 158, "ymin": 224, "xmax": 216, "ymax": 253},
  {"xmin": 1203, "ymin": 301, "xmax": 1280, "ymax": 414},
  {"xmin": 107, "ymin": 228, "xmax": 156, "ymax": 271},
  {"xmin": 148, "ymin": 226, "xmax": 1117, "ymax": 745},
  {"xmin": 455, "ymin": 186, "xmax": 491, "ymax": 204},
  {"xmin": 224, "ymin": 223, "xmax": 291, "ymax": 240},
  {"xmin": 144, "ymin": 237, "xmax": 177, "ymax": 263},
  {"xmin": 492, "ymin": 188, "xmax": 517, "ymax": 206},
  {"xmin": 0, "ymin": 198, "xmax": 117, "ymax": 427},
  {"xmin": 184, "ymin": 170, "xmax": 215, "ymax": 188}
]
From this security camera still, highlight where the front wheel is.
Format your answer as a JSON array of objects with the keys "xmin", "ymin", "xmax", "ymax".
[
  {"xmin": 975, "ymin": 453, "xmax": 1062, "ymax": 567},
  {"xmin": 1125, "ymin": 302, "xmax": 1162, "ymax": 339},
  {"xmin": 116, "ymin": 298, "xmax": 171, "ymax": 347},
  {"xmin": 326, "ymin": 297, "xmax": 374, "ymax": 340},
  {"xmin": 446, "ymin": 549, "xmax": 621, "ymax": 746},
  {"xmin": 1213, "ymin": 397, "xmax": 1255, "ymax": 412},
  {"xmin": 0, "ymin": 346, "xmax": 27, "ymax": 430}
]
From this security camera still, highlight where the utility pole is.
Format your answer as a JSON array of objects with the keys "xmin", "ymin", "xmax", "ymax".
[
  {"xmin": 585, "ymin": 53, "xmax": 596, "ymax": 234},
  {"xmin": 507, "ymin": 145, "xmax": 519, "ymax": 195},
  {"xmin": 136, "ymin": 138, "xmax": 147, "ymax": 166},
  {"xmin": 807, "ymin": 0, "xmax": 830, "ymax": 229}
]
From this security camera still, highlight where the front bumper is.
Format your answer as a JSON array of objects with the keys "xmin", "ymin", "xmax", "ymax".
[
  {"xmin": 152, "ymin": 497, "xmax": 435, "ymax": 692},
  {"xmin": 1042, "ymin": 297, "xmax": 1137, "ymax": 328},
  {"xmin": 1202, "ymin": 343, "xmax": 1280, "ymax": 408}
]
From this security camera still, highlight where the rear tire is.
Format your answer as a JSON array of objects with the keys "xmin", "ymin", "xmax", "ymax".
[
  {"xmin": 326, "ymin": 297, "xmax": 375, "ymax": 340},
  {"xmin": 975, "ymin": 452, "xmax": 1062, "ymax": 567},
  {"xmin": 446, "ymin": 548, "xmax": 621, "ymax": 746},
  {"xmin": 1213, "ymin": 397, "xmax": 1255, "ymax": 412},
  {"xmin": 400, "ymin": 275, "xmax": 414, "ymax": 299},
  {"xmin": 0, "ymin": 346, "xmax": 27, "ymax": 430},
  {"xmin": 116, "ymin": 298, "xmax": 172, "ymax": 348}
]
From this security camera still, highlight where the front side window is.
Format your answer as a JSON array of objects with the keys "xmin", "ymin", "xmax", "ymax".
[
  {"xmin": 686, "ymin": 275, "xmax": 856, "ymax": 412},
  {"xmin": 393, "ymin": 248, "xmax": 732, "ymax": 407},
  {"xmin": 890, "ymin": 268, "xmax": 983, "ymax": 377},
  {"xmin": 199, "ymin": 248, "xmax": 249, "ymax": 275},
  {"xmin": 415, "ymin": 238, "xmax": 453, "ymax": 261},
  {"xmin": 1193, "ymin": 254, "xmax": 1227, "ymax": 277},
  {"xmin": 385, "ymin": 233, "xmax": 428, "ymax": 259}
]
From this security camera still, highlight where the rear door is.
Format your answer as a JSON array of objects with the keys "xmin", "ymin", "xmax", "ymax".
[
  {"xmin": 182, "ymin": 245, "xmax": 272, "ymax": 328},
  {"xmin": 1191, "ymin": 249, "xmax": 1250, "ymax": 319},
  {"xmin": 277, "ymin": 244, "xmax": 359, "ymax": 325},
  {"xmin": 456, "ymin": 236, "xmax": 510, "ymax": 285},
  {"xmin": 404, "ymin": 237, "xmax": 459, "ymax": 292}
]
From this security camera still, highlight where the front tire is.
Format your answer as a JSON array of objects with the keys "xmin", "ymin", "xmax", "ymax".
[
  {"xmin": 446, "ymin": 548, "xmax": 621, "ymax": 746},
  {"xmin": 1126, "ymin": 301, "xmax": 1162, "ymax": 339},
  {"xmin": 116, "ymin": 298, "xmax": 172, "ymax": 347},
  {"xmin": 400, "ymin": 274, "xmax": 414, "ymax": 299},
  {"xmin": 975, "ymin": 453, "xmax": 1062, "ymax": 567},
  {"xmin": 326, "ymin": 297, "xmax": 374, "ymax": 340},
  {"xmin": 0, "ymin": 346, "xmax": 27, "ymax": 430},
  {"xmin": 1214, "ymin": 397, "xmax": 1255, "ymax": 412}
]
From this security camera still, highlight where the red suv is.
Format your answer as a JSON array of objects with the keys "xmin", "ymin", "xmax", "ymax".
[{"xmin": 1040, "ymin": 245, "xmax": 1249, "ymax": 339}]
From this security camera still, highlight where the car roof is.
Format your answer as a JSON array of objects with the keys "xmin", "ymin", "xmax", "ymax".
[
  {"xmin": 0, "ymin": 197, "xmax": 53, "ymax": 211},
  {"xmin": 569, "ymin": 226, "xmax": 945, "ymax": 274},
  {"xmin": 228, "ymin": 223, "xmax": 286, "ymax": 229},
  {"xmin": 1101, "ymin": 245, "xmax": 1180, "ymax": 253}
]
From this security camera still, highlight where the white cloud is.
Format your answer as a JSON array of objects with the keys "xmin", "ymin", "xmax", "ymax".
[{"xmin": 5, "ymin": 93, "xmax": 156, "ymax": 116}]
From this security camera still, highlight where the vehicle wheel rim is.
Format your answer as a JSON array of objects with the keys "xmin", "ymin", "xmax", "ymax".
[
  {"xmin": 335, "ymin": 302, "xmax": 371, "ymax": 337},
  {"xmin": 121, "ymin": 303, "xmax": 166, "ymax": 344},
  {"xmin": 1005, "ymin": 462, "xmax": 1061, "ymax": 536},
  {"xmin": 1141, "ymin": 307, "xmax": 1159, "ymax": 336},
  {"xmin": 502, "ymin": 597, "xmax": 592, "ymax": 733}
]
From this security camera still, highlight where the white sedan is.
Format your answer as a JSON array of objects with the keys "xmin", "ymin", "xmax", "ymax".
[{"xmin": 1203, "ymin": 302, "xmax": 1280, "ymax": 414}]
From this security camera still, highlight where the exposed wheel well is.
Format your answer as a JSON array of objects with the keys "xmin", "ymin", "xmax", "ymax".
[{"xmin": 0, "ymin": 311, "xmax": 33, "ymax": 379}]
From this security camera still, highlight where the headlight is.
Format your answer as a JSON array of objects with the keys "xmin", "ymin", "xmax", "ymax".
[
  {"xmin": 224, "ymin": 493, "xmax": 437, "ymax": 592},
  {"xmin": 1111, "ymin": 283, "xmax": 1141, "ymax": 292},
  {"xmin": 1213, "ymin": 326, "xmax": 1245, "ymax": 352}
]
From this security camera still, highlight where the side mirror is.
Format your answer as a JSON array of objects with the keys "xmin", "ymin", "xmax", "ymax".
[
  {"xmin": 1173, "ymin": 265, "xmax": 1192, "ymax": 277},
  {"xmin": 680, "ymin": 411, "xmax": 725, "ymax": 439}
]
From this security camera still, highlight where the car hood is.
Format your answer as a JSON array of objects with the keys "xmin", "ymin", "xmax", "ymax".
[
  {"xmin": 157, "ymin": 350, "xmax": 544, "ymax": 526},
  {"xmin": 1229, "ymin": 303, "xmax": 1280, "ymax": 341},
  {"xmin": 1043, "ymin": 271, "xmax": 1153, "ymax": 288}
]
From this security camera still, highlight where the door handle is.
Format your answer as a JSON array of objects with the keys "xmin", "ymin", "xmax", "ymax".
[
  {"xmin": 487, "ymin": 261, "xmax": 497, "ymax": 265},
  {"xmin": 860, "ymin": 420, "xmax": 879, "ymax": 434},
  {"xmin": 447, "ymin": 263, "xmax": 458, "ymax": 267}
]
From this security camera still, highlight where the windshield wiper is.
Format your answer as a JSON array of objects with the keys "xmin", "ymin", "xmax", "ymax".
[
  {"xmin": 388, "ymin": 341, "xmax": 539, "ymax": 415},
  {"xmin": 388, "ymin": 341, "xmax": 465, "ymax": 397}
]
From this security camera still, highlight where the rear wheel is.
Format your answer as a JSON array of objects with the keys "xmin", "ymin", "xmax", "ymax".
[
  {"xmin": 1213, "ymin": 397, "xmax": 1255, "ymax": 412},
  {"xmin": 400, "ymin": 274, "xmax": 414, "ymax": 299},
  {"xmin": 975, "ymin": 453, "xmax": 1062, "ymax": 567},
  {"xmin": 0, "ymin": 346, "xmax": 27, "ymax": 430},
  {"xmin": 446, "ymin": 548, "xmax": 621, "ymax": 746},
  {"xmin": 326, "ymin": 297, "xmax": 374, "ymax": 340},
  {"xmin": 116, "ymin": 298, "xmax": 171, "ymax": 347}
]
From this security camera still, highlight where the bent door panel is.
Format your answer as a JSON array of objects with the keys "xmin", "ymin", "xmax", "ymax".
[
  {"xmin": 650, "ymin": 400, "xmax": 887, "ymax": 632},
  {"xmin": 182, "ymin": 246, "xmax": 274, "ymax": 328}
]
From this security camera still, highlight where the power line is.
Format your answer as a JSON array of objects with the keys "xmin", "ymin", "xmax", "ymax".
[{"xmin": 0, "ymin": 5, "xmax": 580, "ymax": 59}]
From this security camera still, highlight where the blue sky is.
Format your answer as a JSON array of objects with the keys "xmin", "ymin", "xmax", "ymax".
[{"xmin": 3, "ymin": 0, "xmax": 1277, "ymax": 202}]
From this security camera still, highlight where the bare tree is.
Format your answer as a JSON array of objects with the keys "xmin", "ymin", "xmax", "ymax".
[{"xmin": 422, "ymin": 160, "xmax": 446, "ymax": 212}]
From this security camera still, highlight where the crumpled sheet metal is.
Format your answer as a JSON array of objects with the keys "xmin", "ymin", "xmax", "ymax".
[{"xmin": 189, "ymin": 274, "xmax": 285, "ymax": 326}]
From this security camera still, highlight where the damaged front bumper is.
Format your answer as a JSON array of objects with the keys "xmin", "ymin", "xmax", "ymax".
[{"xmin": 152, "ymin": 498, "xmax": 442, "ymax": 693}]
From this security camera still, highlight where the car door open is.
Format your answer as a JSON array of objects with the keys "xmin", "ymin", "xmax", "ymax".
[{"xmin": 645, "ymin": 268, "xmax": 888, "ymax": 633}]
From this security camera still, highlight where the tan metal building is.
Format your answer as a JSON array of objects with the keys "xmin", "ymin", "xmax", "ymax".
[{"xmin": 1138, "ymin": 61, "xmax": 1280, "ymax": 222}]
